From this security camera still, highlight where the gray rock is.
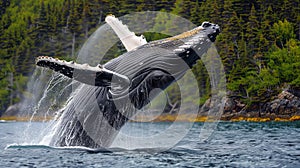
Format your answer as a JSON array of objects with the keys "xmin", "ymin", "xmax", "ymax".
[
  {"xmin": 3, "ymin": 103, "xmax": 21, "ymax": 116},
  {"xmin": 266, "ymin": 91, "xmax": 300, "ymax": 115}
]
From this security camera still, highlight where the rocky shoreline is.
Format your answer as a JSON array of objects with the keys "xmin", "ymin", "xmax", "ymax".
[
  {"xmin": 200, "ymin": 90, "xmax": 300, "ymax": 121},
  {"xmin": 2, "ymin": 90, "xmax": 300, "ymax": 122}
]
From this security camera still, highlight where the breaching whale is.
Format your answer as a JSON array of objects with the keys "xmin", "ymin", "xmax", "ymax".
[{"xmin": 36, "ymin": 15, "xmax": 220, "ymax": 148}]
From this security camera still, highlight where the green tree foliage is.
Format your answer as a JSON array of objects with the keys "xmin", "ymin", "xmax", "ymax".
[
  {"xmin": 0, "ymin": 0, "xmax": 10, "ymax": 19},
  {"xmin": 171, "ymin": 0, "xmax": 192, "ymax": 19},
  {"xmin": 0, "ymin": 0, "xmax": 299, "ymax": 114},
  {"xmin": 273, "ymin": 19, "xmax": 296, "ymax": 48}
]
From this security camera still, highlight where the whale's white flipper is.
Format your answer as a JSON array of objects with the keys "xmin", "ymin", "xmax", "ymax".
[
  {"xmin": 36, "ymin": 56, "xmax": 130, "ymax": 88},
  {"xmin": 105, "ymin": 15, "xmax": 147, "ymax": 51}
]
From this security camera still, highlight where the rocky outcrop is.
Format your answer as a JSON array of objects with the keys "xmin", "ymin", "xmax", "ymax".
[
  {"xmin": 265, "ymin": 91, "xmax": 300, "ymax": 115},
  {"xmin": 224, "ymin": 97, "xmax": 246, "ymax": 113},
  {"xmin": 199, "ymin": 96, "xmax": 246, "ymax": 115},
  {"xmin": 198, "ymin": 90, "xmax": 300, "ymax": 120},
  {"xmin": 3, "ymin": 103, "xmax": 21, "ymax": 116}
]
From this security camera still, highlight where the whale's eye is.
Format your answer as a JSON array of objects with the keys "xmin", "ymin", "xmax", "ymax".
[{"xmin": 201, "ymin": 22, "xmax": 212, "ymax": 28}]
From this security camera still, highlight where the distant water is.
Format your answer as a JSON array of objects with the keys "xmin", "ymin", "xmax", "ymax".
[{"xmin": 1, "ymin": 121, "xmax": 300, "ymax": 167}]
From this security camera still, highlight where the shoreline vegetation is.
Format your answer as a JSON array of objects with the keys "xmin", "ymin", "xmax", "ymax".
[
  {"xmin": 0, "ymin": 0, "xmax": 299, "ymax": 119},
  {"xmin": 1, "ymin": 114, "xmax": 300, "ymax": 122}
]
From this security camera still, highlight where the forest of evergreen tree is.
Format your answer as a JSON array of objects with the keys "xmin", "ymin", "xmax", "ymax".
[{"xmin": 0, "ymin": 0, "xmax": 299, "ymax": 114}]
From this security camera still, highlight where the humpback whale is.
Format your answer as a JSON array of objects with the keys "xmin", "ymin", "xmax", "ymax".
[{"xmin": 36, "ymin": 15, "xmax": 220, "ymax": 148}]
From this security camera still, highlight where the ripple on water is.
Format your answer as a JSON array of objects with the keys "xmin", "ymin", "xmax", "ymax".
[{"xmin": 0, "ymin": 121, "xmax": 300, "ymax": 167}]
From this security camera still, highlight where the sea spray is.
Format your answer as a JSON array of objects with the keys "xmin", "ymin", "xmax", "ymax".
[
  {"xmin": 18, "ymin": 67, "xmax": 76, "ymax": 144},
  {"xmin": 39, "ymin": 84, "xmax": 83, "ymax": 146}
]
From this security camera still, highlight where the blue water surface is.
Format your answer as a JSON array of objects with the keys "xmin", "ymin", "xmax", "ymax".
[{"xmin": 1, "ymin": 121, "xmax": 300, "ymax": 167}]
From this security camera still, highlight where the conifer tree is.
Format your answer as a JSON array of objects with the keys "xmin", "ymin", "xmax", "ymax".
[
  {"xmin": 190, "ymin": 0, "xmax": 201, "ymax": 24},
  {"xmin": 155, "ymin": 0, "xmax": 174, "ymax": 12},
  {"xmin": 245, "ymin": 4, "xmax": 259, "ymax": 57},
  {"xmin": 272, "ymin": 19, "xmax": 296, "ymax": 48},
  {"xmin": 0, "ymin": 0, "xmax": 10, "ymax": 18},
  {"xmin": 171, "ymin": 0, "xmax": 191, "ymax": 19},
  {"xmin": 218, "ymin": 0, "xmax": 241, "ymax": 75}
]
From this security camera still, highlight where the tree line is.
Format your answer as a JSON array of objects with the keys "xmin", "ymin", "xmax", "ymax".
[{"xmin": 0, "ymin": 0, "xmax": 299, "ymax": 114}]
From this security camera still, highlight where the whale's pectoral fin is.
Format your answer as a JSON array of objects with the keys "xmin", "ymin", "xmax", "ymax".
[
  {"xmin": 36, "ymin": 56, "xmax": 130, "ymax": 88},
  {"xmin": 105, "ymin": 15, "xmax": 147, "ymax": 51}
]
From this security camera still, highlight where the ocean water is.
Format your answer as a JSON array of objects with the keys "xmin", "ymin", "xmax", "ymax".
[{"xmin": 0, "ymin": 121, "xmax": 300, "ymax": 167}]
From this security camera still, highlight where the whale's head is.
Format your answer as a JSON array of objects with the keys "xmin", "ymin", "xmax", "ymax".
[
  {"xmin": 168, "ymin": 21, "xmax": 220, "ymax": 70},
  {"xmin": 200, "ymin": 22, "xmax": 220, "ymax": 42}
]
